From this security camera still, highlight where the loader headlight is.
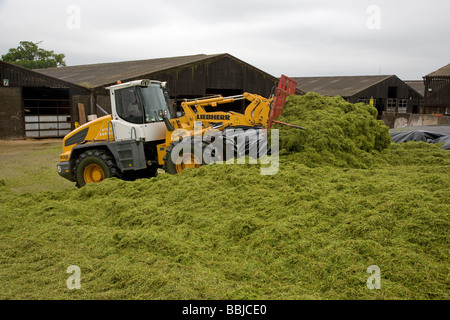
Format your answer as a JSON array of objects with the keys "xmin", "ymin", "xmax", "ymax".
[
  {"xmin": 141, "ymin": 80, "xmax": 150, "ymax": 86},
  {"xmin": 158, "ymin": 109, "xmax": 168, "ymax": 118}
]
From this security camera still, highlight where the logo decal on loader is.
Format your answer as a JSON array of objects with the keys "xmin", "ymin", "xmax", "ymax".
[{"xmin": 196, "ymin": 114, "xmax": 231, "ymax": 121}]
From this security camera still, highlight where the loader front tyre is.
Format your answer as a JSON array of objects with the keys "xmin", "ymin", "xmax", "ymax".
[
  {"xmin": 163, "ymin": 139, "xmax": 205, "ymax": 174},
  {"xmin": 73, "ymin": 149, "xmax": 119, "ymax": 187}
]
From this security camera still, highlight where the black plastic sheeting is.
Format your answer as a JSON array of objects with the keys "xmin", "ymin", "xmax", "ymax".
[
  {"xmin": 201, "ymin": 126, "xmax": 270, "ymax": 163},
  {"xmin": 390, "ymin": 130, "xmax": 450, "ymax": 150}
]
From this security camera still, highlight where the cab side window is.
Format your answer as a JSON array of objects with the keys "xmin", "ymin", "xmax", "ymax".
[{"xmin": 115, "ymin": 88, "xmax": 144, "ymax": 124}]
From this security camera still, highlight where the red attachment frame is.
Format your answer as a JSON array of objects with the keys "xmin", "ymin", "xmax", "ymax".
[{"xmin": 267, "ymin": 75, "xmax": 297, "ymax": 130}]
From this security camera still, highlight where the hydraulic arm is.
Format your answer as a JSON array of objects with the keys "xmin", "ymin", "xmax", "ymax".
[{"xmin": 167, "ymin": 92, "xmax": 273, "ymax": 133}]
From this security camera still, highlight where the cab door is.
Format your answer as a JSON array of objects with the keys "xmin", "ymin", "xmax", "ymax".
[{"xmin": 110, "ymin": 87, "xmax": 146, "ymax": 141}]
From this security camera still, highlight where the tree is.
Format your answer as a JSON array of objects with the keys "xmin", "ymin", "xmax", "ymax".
[{"xmin": 1, "ymin": 41, "xmax": 66, "ymax": 69}]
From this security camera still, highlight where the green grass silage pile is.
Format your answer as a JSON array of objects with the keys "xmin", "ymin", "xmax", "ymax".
[
  {"xmin": 1, "ymin": 144, "xmax": 449, "ymax": 300},
  {"xmin": 275, "ymin": 93, "xmax": 392, "ymax": 168},
  {"xmin": 0, "ymin": 93, "xmax": 449, "ymax": 300}
]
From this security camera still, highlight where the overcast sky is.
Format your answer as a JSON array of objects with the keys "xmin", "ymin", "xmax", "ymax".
[{"xmin": 0, "ymin": 0, "xmax": 448, "ymax": 80}]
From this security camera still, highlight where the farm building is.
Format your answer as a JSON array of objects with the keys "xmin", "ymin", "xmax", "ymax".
[
  {"xmin": 0, "ymin": 60, "xmax": 90, "ymax": 140},
  {"xmin": 423, "ymin": 63, "xmax": 450, "ymax": 115},
  {"xmin": 405, "ymin": 80, "xmax": 425, "ymax": 109},
  {"xmin": 1, "ymin": 53, "xmax": 285, "ymax": 140},
  {"xmin": 405, "ymin": 80, "xmax": 425, "ymax": 97},
  {"xmin": 36, "ymin": 53, "xmax": 282, "ymax": 120},
  {"xmin": 293, "ymin": 75, "xmax": 423, "ymax": 118}
]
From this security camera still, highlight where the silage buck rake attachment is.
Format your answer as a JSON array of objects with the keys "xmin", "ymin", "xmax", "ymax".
[{"xmin": 268, "ymin": 75, "xmax": 306, "ymax": 131}]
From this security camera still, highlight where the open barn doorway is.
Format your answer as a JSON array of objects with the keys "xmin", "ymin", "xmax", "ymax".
[{"xmin": 22, "ymin": 87, "xmax": 72, "ymax": 138}]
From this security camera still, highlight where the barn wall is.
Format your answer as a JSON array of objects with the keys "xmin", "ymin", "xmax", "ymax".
[
  {"xmin": 91, "ymin": 55, "xmax": 279, "ymax": 115},
  {"xmin": 0, "ymin": 61, "xmax": 91, "ymax": 138},
  {"xmin": 349, "ymin": 76, "xmax": 423, "ymax": 115},
  {"xmin": 0, "ymin": 87, "xmax": 24, "ymax": 140},
  {"xmin": 351, "ymin": 77, "xmax": 416, "ymax": 100},
  {"xmin": 424, "ymin": 77, "xmax": 450, "ymax": 113},
  {"xmin": 72, "ymin": 94, "xmax": 92, "ymax": 124},
  {"xmin": 148, "ymin": 55, "xmax": 277, "ymax": 99}
]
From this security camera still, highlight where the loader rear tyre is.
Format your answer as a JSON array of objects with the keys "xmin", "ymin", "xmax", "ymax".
[
  {"xmin": 73, "ymin": 149, "xmax": 119, "ymax": 187},
  {"xmin": 163, "ymin": 139, "xmax": 205, "ymax": 174}
]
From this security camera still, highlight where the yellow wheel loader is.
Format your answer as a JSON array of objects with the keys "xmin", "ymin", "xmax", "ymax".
[{"xmin": 57, "ymin": 76, "xmax": 298, "ymax": 187}]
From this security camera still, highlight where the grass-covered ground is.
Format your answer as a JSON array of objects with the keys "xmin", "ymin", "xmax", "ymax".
[
  {"xmin": 0, "ymin": 139, "xmax": 73, "ymax": 194},
  {"xmin": 0, "ymin": 139, "xmax": 449, "ymax": 300}
]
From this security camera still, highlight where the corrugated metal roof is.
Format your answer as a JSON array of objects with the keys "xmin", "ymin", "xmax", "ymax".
[
  {"xmin": 405, "ymin": 80, "xmax": 425, "ymax": 97},
  {"xmin": 35, "ymin": 54, "xmax": 224, "ymax": 89},
  {"xmin": 0, "ymin": 60, "xmax": 89, "ymax": 92},
  {"xmin": 293, "ymin": 75, "xmax": 393, "ymax": 97},
  {"xmin": 425, "ymin": 63, "xmax": 450, "ymax": 77}
]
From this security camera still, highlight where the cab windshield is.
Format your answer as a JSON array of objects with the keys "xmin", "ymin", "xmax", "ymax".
[{"xmin": 138, "ymin": 84, "xmax": 171, "ymax": 123}]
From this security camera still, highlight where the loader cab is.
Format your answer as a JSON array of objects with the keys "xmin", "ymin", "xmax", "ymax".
[
  {"xmin": 108, "ymin": 80, "xmax": 171, "ymax": 142},
  {"xmin": 111, "ymin": 80, "xmax": 171, "ymax": 125}
]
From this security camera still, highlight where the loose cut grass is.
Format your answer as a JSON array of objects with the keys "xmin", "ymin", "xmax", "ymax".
[
  {"xmin": 0, "ymin": 94, "xmax": 448, "ymax": 300},
  {"xmin": 0, "ymin": 140, "xmax": 449, "ymax": 300},
  {"xmin": 275, "ymin": 93, "xmax": 392, "ymax": 168}
]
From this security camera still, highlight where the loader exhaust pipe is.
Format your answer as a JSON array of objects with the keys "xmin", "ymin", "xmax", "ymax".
[{"xmin": 96, "ymin": 104, "xmax": 109, "ymax": 116}]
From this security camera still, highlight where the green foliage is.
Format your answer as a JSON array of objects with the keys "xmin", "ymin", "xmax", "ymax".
[{"xmin": 1, "ymin": 41, "xmax": 66, "ymax": 69}]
